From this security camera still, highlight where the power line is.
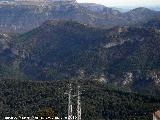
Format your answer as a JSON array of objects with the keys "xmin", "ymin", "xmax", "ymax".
[
  {"xmin": 65, "ymin": 84, "xmax": 73, "ymax": 120},
  {"xmin": 77, "ymin": 85, "xmax": 81, "ymax": 120},
  {"xmin": 65, "ymin": 83, "xmax": 82, "ymax": 120}
]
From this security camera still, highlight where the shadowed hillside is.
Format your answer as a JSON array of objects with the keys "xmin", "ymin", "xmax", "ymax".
[{"xmin": 0, "ymin": 20, "xmax": 159, "ymax": 95}]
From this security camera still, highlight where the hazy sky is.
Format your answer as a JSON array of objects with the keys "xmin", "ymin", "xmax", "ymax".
[{"xmin": 77, "ymin": 0, "xmax": 160, "ymax": 7}]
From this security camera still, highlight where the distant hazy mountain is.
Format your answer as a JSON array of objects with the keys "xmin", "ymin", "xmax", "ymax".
[
  {"xmin": 80, "ymin": 3, "xmax": 121, "ymax": 16},
  {"xmin": 79, "ymin": 3, "xmax": 130, "ymax": 13},
  {"xmin": 123, "ymin": 7, "xmax": 159, "ymax": 24},
  {"xmin": 0, "ymin": 0, "xmax": 123, "ymax": 32},
  {"xmin": 80, "ymin": 3, "xmax": 107, "ymax": 12},
  {"xmin": 112, "ymin": 7, "xmax": 130, "ymax": 13},
  {"xmin": 0, "ymin": 0, "xmax": 159, "ymax": 32}
]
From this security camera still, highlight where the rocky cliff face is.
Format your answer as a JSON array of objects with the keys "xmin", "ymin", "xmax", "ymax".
[
  {"xmin": 122, "ymin": 72, "xmax": 133, "ymax": 86},
  {"xmin": 147, "ymin": 71, "xmax": 160, "ymax": 85},
  {"xmin": 0, "ymin": 34, "xmax": 10, "ymax": 53}
]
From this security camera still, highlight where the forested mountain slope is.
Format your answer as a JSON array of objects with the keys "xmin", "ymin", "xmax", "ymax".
[
  {"xmin": 0, "ymin": 79, "xmax": 160, "ymax": 120},
  {"xmin": 0, "ymin": 20, "xmax": 157, "ymax": 95}
]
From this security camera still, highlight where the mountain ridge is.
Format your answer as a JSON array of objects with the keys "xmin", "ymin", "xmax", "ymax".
[
  {"xmin": 0, "ymin": 0, "xmax": 159, "ymax": 32},
  {"xmin": 0, "ymin": 19, "xmax": 157, "ymax": 95}
]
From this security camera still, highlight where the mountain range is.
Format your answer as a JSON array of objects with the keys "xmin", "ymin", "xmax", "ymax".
[
  {"xmin": 0, "ymin": 0, "xmax": 160, "ymax": 119},
  {"xmin": 0, "ymin": 0, "xmax": 159, "ymax": 32},
  {"xmin": 0, "ymin": 18, "xmax": 159, "ymax": 95}
]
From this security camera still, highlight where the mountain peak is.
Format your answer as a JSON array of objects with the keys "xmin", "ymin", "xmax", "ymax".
[
  {"xmin": 126, "ymin": 7, "xmax": 157, "ymax": 18},
  {"xmin": 131, "ymin": 7, "xmax": 153, "ymax": 13}
]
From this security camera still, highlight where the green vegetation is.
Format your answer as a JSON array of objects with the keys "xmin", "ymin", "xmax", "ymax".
[
  {"xmin": 0, "ymin": 20, "xmax": 160, "ymax": 95},
  {"xmin": 0, "ymin": 79, "xmax": 160, "ymax": 120}
]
